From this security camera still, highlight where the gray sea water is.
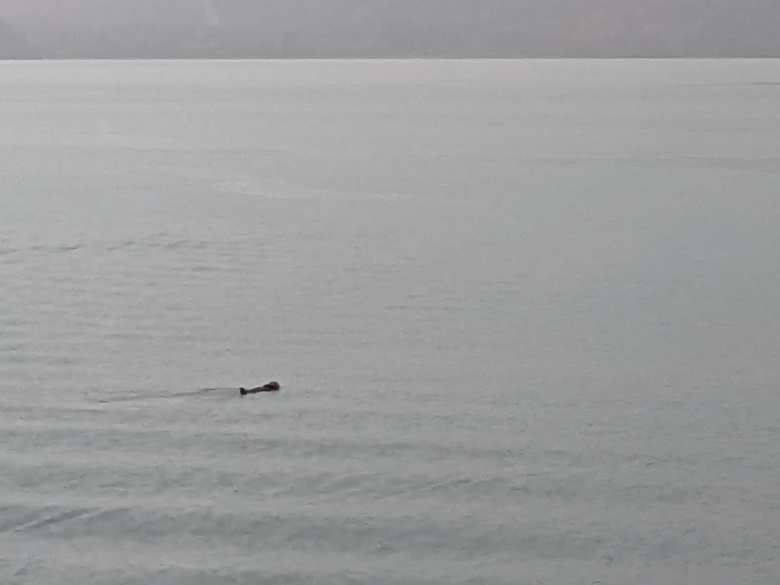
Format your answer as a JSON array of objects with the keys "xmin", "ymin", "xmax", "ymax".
[{"xmin": 1, "ymin": 59, "xmax": 779, "ymax": 584}]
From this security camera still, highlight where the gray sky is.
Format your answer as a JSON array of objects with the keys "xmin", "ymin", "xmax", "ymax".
[{"xmin": 2, "ymin": 0, "xmax": 780, "ymax": 58}]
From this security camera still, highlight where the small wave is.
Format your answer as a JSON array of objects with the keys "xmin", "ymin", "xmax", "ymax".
[
  {"xmin": 94, "ymin": 387, "xmax": 236, "ymax": 404},
  {"xmin": 105, "ymin": 234, "xmax": 215, "ymax": 253},
  {"xmin": 216, "ymin": 179, "xmax": 408, "ymax": 201},
  {"xmin": 11, "ymin": 243, "xmax": 84, "ymax": 255}
]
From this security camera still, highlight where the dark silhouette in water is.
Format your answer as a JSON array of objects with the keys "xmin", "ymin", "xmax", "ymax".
[{"xmin": 240, "ymin": 381, "xmax": 281, "ymax": 396}]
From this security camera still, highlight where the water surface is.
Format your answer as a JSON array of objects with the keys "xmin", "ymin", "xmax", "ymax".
[{"xmin": 1, "ymin": 59, "xmax": 779, "ymax": 584}]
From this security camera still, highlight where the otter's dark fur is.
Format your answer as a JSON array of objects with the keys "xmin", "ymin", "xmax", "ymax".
[{"xmin": 240, "ymin": 381, "xmax": 281, "ymax": 396}]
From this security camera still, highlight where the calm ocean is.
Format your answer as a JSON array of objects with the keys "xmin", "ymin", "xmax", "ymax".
[{"xmin": 1, "ymin": 59, "xmax": 779, "ymax": 584}]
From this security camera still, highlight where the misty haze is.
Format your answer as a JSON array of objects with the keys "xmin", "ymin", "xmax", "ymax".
[
  {"xmin": 2, "ymin": 3, "xmax": 780, "ymax": 585},
  {"xmin": 2, "ymin": 0, "xmax": 780, "ymax": 58}
]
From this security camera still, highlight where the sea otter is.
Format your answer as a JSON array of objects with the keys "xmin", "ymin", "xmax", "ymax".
[{"xmin": 240, "ymin": 381, "xmax": 281, "ymax": 396}]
